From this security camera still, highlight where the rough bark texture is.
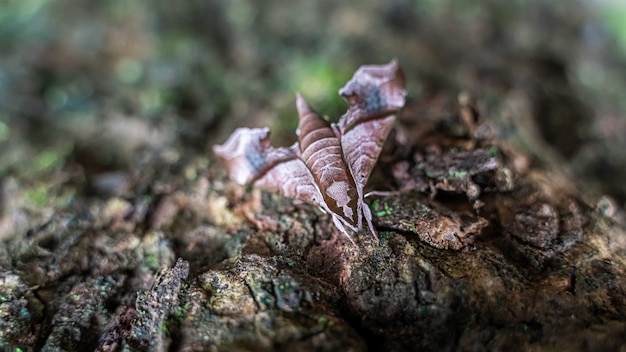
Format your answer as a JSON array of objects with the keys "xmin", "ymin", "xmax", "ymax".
[
  {"xmin": 1, "ymin": 96, "xmax": 625, "ymax": 351},
  {"xmin": 2, "ymin": 1, "xmax": 626, "ymax": 351}
]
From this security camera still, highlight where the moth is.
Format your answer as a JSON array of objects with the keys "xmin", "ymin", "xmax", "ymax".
[{"xmin": 213, "ymin": 60, "xmax": 406, "ymax": 243}]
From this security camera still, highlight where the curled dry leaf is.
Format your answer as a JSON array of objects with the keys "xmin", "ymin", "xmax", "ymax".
[{"xmin": 213, "ymin": 60, "xmax": 406, "ymax": 243}]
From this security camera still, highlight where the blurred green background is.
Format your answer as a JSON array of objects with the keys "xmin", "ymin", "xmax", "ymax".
[{"xmin": 1, "ymin": 0, "xmax": 626, "ymax": 211}]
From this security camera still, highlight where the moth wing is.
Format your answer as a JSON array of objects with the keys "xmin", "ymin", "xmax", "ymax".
[
  {"xmin": 213, "ymin": 127, "xmax": 290, "ymax": 185},
  {"xmin": 337, "ymin": 59, "xmax": 407, "ymax": 195},
  {"xmin": 254, "ymin": 158, "xmax": 326, "ymax": 210},
  {"xmin": 213, "ymin": 127, "xmax": 325, "ymax": 208},
  {"xmin": 337, "ymin": 59, "xmax": 406, "ymax": 132},
  {"xmin": 296, "ymin": 94, "xmax": 360, "ymax": 228}
]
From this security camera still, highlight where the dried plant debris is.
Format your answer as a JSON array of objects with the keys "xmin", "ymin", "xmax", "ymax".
[
  {"xmin": 214, "ymin": 60, "xmax": 406, "ymax": 243},
  {"xmin": 392, "ymin": 147, "xmax": 506, "ymax": 200}
]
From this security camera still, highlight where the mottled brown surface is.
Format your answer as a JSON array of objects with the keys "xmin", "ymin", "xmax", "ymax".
[
  {"xmin": 2, "ymin": 96, "xmax": 626, "ymax": 351},
  {"xmin": 2, "ymin": 1, "xmax": 626, "ymax": 351}
]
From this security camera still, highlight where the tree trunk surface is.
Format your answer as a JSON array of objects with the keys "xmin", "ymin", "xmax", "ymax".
[
  {"xmin": 4, "ymin": 1, "xmax": 626, "ymax": 351},
  {"xmin": 1, "ymin": 94, "xmax": 625, "ymax": 352}
]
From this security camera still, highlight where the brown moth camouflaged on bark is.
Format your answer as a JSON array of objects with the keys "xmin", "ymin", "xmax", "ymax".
[{"xmin": 213, "ymin": 60, "xmax": 406, "ymax": 243}]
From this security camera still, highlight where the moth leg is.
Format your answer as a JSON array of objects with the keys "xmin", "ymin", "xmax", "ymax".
[
  {"xmin": 364, "ymin": 190, "xmax": 403, "ymax": 198},
  {"xmin": 331, "ymin": 215, "xmax": 357, "ymax": 246},
  {"xmin": 362, "ymin": 203, "xmax": 379, "ymax": 241}
]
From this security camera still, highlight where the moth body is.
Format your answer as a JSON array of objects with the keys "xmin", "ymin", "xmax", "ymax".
[{"xmin": 213, "ymin": 60, "xmax": 406, "ymax": 244}]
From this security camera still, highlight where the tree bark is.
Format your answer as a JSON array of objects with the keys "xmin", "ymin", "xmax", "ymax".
[{"xmin": 1, "ymin": 95, "xmax": 625, "ymax": 352}]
